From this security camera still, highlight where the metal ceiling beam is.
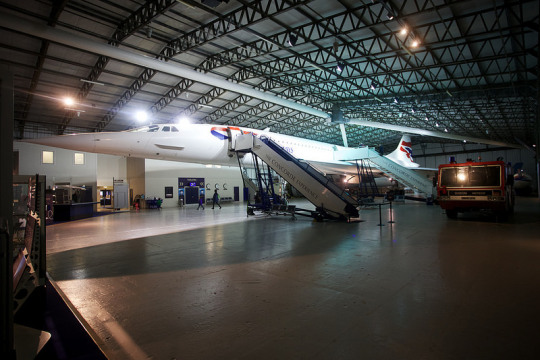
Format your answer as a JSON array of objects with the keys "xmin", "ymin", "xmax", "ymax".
[
  {"xmin": 94, "ymin": 0, "xmax": 314, "ymax": 131},
  {"xmin": 346, "ymin": 119, "xmax": 521, "ymax": 148},
  {"xmin": 17, "ymin": 0, "xmax": 68, "ymax": 138},
  {"xmin": 0, "ymin": 13, "xmax": 330, "ymax": 121},
  {"xmin": 58, "ymin": 0, "xmax": 180, "ymax": 133}
]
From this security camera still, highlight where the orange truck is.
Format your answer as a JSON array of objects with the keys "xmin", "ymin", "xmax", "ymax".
[{"xmin": 437, "ymin": 160, "xmax": 515, "ymax": 219}]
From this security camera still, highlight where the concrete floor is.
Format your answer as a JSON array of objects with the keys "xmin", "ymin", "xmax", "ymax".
[{"xmin": 46, "ymin": 198, "xmax": 540, "ymax": 360}]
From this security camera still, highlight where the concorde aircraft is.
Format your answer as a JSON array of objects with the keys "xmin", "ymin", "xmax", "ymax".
[{"xmin": 25, "ymin": 122, "xmax": 426, "ymax": 186}]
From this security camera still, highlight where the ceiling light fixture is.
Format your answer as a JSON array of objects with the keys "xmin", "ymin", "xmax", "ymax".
[
  {"xmin": 288, "ymin": 34, "xmax": 297, "ymax": 46},
  {"xmin": 80, "ymin": 79, "xmax": 104, "ymax": 86},
  {"xmin": 336, "ymin": 61, "xmax": 345, "ymax": 72},
  {"xmin": 63, "ymin": 97, "xmax": 74, "ymax": 106},
  {"xmin": 400, "ymin": 27, "xmax": 408, "ymax": 36},
  {"xmin": 370, "ymin": 81, "xmax": 377, "ymax": 90},
  {"xmin": 387, "ymin": 12, "xmax": 394, "ymax": 20},
  {"xmin": 411, "ymin": 39, "xmax": 420, "ymax": 47},
  {"xmin": 135, "ymin": 110, "xmax": 148, "ymax": 122},
  {"xmin": 177, "ymin": 116, "xmax": 190, "ymax": 125},
  {"xmin": 393, "ymin": 97, "xmax": 399, "ymax": 104}
]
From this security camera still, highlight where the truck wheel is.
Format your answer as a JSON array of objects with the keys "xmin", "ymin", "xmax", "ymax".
[
  {"xmin": 496, "ymin": 211, "xmax": 508, "ymax": 222},
  {"xmin": 509, "ymin": 192, "xmax": 515, "ymax": 214},
  {"xmin": 446, "ymin": 209, "xmax": 458, "ymax": 219}
]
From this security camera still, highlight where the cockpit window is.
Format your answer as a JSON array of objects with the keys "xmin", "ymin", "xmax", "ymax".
[{"xmin": 126, "ymin": 124, "xmax": 173, "ymax": 133}]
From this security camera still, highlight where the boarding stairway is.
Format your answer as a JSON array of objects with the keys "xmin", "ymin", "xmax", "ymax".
[
  {"xmin": 235, "ymin": 134, "xmax": 359, "ymax": 220},
  {"xmin": 240, "ymin": 168, "xmax": 259, "ymax": 194},
  {"xmin": 334, "ymin": 147, "xmax": 434, "ymax": 196},
  {"xmin": 356, "ymin": 159, "xmax": 380, "ymax": 199}
]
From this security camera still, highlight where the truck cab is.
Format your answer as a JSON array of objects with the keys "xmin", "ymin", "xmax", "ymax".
[{"xmin": 437, "ymin": 160, "xmax": 515, "ymax": 219}]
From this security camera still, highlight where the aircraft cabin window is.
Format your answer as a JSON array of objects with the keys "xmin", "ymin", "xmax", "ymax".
[
  {"xmin": 148, "ymin": 125, "xmax": 159, "ymax": 132},
  {"xmin": 171, "ymin": 126, "xmax": 179, "ymax": 132},
  {"xmin": 163, "ymin": 126, "xmax": 170, "ymax": 132}
]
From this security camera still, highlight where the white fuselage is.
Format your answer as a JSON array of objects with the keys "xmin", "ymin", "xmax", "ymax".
[
  {"xmin": 25, "ymin": 123, "xmax": 421, "ymax": 184},
  {"xmin": 29, "ymin": 123, "xmax": 345, "ymax": 165}
]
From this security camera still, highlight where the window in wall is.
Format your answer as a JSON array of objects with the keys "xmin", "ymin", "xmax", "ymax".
[
  {"xmin": 42, "ymin": 150, "xmax": 54, "ymax": 164},
  {"xmin": 74, "ymin": 152, "xmax": 85, "ymax": 165}
]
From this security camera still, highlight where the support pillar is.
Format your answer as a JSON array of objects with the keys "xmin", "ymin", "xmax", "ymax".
[{"xmin": 1, "ymin": 67, "xmax": 15, "ymax": 358}]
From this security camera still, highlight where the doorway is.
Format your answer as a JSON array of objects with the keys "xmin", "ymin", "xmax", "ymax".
[{"xmin": 185, "ymin": 186, "xmax": 199, "ymax": 204}]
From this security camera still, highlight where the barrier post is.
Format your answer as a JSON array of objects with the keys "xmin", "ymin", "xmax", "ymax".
[
  {"xmin": 388, "ymin": 201, "xmax": 395, "ymax": 224},
  {"xmin": 377, "ymin": 203, "xmax": 384, "ymax": 226}
]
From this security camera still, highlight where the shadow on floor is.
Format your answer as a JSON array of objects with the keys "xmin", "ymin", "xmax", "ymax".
[{"xmin": 14, "ymin": 279, "xmax": 106, "ymax": 360}]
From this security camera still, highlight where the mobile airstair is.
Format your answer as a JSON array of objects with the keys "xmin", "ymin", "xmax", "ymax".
[
  {"xmin": 355, "ymin": 159, "xmax": 380, "ymax": 201},
  {"xmin": 334, "ymin": 147, "xmax": 434, "ymax": 196},
  {"xmin": 235, "ymin": 134, "xmax": 359, "ymax": 220}
]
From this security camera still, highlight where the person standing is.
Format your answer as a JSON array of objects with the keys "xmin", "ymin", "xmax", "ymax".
[
  {"xmin": 197, "ymin": 196, "xmax": 205, "ymax": 210},
  {"xmin": 212, "ymin": 189, "xmax": 221, "ymax": 209}
]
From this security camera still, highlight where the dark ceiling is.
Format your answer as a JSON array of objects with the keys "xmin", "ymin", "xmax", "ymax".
[{"xmin": 0, "ymin": 0, "xmax": 538, "ymax": 151}]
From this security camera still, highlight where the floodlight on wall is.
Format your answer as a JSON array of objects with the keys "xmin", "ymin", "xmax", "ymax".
[
  {"xmin": 288, "ymin": 34, "xmax": 297, "ymax": 46},
  {"xmin": 336, "ymin": 61, "xmax": 345, "ymax": 72}
]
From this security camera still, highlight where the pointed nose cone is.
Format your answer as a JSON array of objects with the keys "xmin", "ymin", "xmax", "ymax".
[{"xmin": 24, "ymin": 133, "xmax": 97, "ymax": 153}]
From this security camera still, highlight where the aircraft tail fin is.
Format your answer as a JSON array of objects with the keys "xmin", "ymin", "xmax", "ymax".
[{"xmin": 385, "ymin": 135, "xmax": 420, "ymax": 168}]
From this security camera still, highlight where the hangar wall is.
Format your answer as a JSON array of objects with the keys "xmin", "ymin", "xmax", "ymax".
[
  {"xmin": 97, "ymin": 155, "xmax": 127, "ymax": 187},
  {"xmin": 144, "ymin": 159, "xmax": 244, "ymax": 208},
  {"xmin": 14, "ymin": 141, "xmax": 99, "ymax": 197},
  {"xmin": 412, "ymin": 143, "xmax": 537, "ymax": 186},
  {"xmin": 13, "ymin": 142, "xmax": 245, "ymax": 209}
]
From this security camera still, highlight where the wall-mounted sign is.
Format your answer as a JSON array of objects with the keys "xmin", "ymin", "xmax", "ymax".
[{"xmin": 178, "ymin": 177, "xmax": 204, "ymax": 188}]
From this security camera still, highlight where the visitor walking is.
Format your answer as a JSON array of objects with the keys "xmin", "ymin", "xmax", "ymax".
[
  {"xmin": 197, "ymin": 196, "xmax": 205, "ymax": 210},
  {"xmin": 212, "ymin": 189, "xmax": 221, "ymax": 209}
]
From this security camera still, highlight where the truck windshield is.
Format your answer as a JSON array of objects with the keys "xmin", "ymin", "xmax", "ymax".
[{"xmin": 440, "ymin": 165, "xmax": 501, "ymax": 187}]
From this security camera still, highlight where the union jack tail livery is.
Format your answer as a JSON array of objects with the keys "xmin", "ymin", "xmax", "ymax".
[{"xmin": 385, "ymin": 135, "xmax": 420, "ymax": 168}]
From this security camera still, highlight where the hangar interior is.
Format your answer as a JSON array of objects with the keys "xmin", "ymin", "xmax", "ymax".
[{"xmin": 1, "ymin": 0, "xmax": 539, "ymax": 359}]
